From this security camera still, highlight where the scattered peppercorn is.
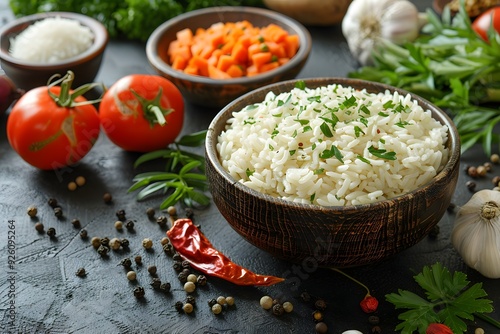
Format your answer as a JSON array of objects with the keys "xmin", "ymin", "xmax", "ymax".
[
  {"xmin": 120, "ymin": 258, "xmax": 132, "ymax": 269},
  {"xmin": 476, "ymin": 165, "xmax": 487, "ymax": 177},
  {"xmin": 75, "ymin": 176, "xmax": 86, "ymax": 187},
  {"xmin": 183, "ymin": 303, "xmax": 194, "ymax": 314},
  {"xmin": 125, "ymin": 220, "xmax": 135, "ymax": 231},
  {"xmin": 185, "ymin": 295, "xmax": 196, "ymax": 306},
  {"xmin": 196, "ymin": 275, "xmax": 207, "ymax": 286},
  {"xmin": 181, "ymin": 268, "xmax": 191, "ymax": 276},
  {"xmin": 371, "ymin": 325, "xmax": 382, "ymax": 333},
  {"xmin": 314, "ymin": 299, "xmax": 327, "ymax": 311},
  {"xmin": 174, "ymin": 301, "xmax": 184, "ymax": 312},
  {"xmin": 491, "ymin": 153, "xmax": 500, "ymax": 164},
  {"xmin": 103, "ymin": 192, "xmax": 112, "ymax": 203},
  {"xmin": 312, "ymin": 310, "xmax": 324, "ymax": 322},
  {"xmin": 185, "ymin": 207, "xmax": 194, "ymax": 219},
  {"xmin": 134, "ymin": 255, "xmax": 142, "ymax": 266},
  {"xmin": 368, "ymin": 315, "xmax": 380, "ymax": 325},
  {"xmin": 97, "ymin": 245, "xmax": 109, "ymax": 256},
  {"xmin": 160, "ymin": 282, "xmax": 171, "ymax": 293},
  {"xmin": 466, "ymin": 180, "xmax": 477, "ymax": 192},
  {"xmin": 172, "ymin": 253, "xmax": 182, "ymax": 262},
  {"xmin": 35, "ymin": 222, "xmax": 44, "ymax": 233},
  {"xmin": 53, "ymin": 207, "xmax": 63, "ymax": 218},
  {"xmin": 114, "ymin": 220, "xmax": 123, "ymax": 231},
  {"xmin": 150, "ymin": 277, "xmax": 162, "ymax": 290},
  {"xmin": 75, "ymin": 268, "xmax": 86, "ymax": 277},
  {"xmin": 300, "ymin": 291, "xmax": 311, "ymax": 303},
  {"xmin": 187, "ymin": 274, "xmax": 197, "ymax": 283},
  {"xmin": 146, "ymin": 207, "xmax": 155, "ymax": 219},
  {"xmin": 127, "ymin": 271, "xmax": 137, "ymax": 281},
  {"xmin": 109, "ymin": 238, "xmax": 121, "ymax": 250},
  {"xmin": 71, "ymin": 219, "xmax": 81, "ymax": 228},
  {"xmin": 100, "ymin": 237, "xmax": 110, "ymax": 247},
  {"xmin": 79, "ymin": 229, "xmax": 88, "ymax": 239},
  {"xmin": 172, "ymin": 262, "xmax": 182, "ymax": 271},
  {"xmin": 493, "ymin": 176, "xmax": 500, "ymax": 186},
  {"xmin": 116, "ymin": 209, "xmax": 126, "ymax": 221},
  {"xmin": 260, "ymin": 296, "xmax": 273, "ymax": 310},
  {"xmin": 272, "ymin": 303, "xmax": 284, "ymax": 316},
  {"xmin": 211, "ymin": 303, "xmax": 223, "ymax": 315},
  {"xmin": 315, "ymin": 322, "xmax": 328, "ymax": 334},
  {"xmin": 160, "ymin": 237, "xmax": 170, "ymax": 246},
  {"xmin": 27, "ymin": 206, "xmax": 37, "ymax": 218},
  {"xmin": 133, "ymin": 286, "xmax": 145, "ymax": 298},
  {"xmin": 447, "ymin": 202, "xmax": 456, "ymax": 212},
  {"xmin": 282, "ymin": 301, "xmax": 293, "ymax": 313},
  {"xmin": 428, "ymin": 224, "xmax": 440, "ymax": 238},
  {"xmin": 208, "ymin": 298, "xmax": 218, "ymax": 307},
  {"xmin": 178, "ymin": 272, "xmax": 188, "ymax": 283},
  {"xmin": 46, "ymin": 227, "xmax": 56, "ymax": 238},
  {"xmin": 121, "ymin": 238, "xmax": 130, "ymax": 248},
  {"xmin": 67, "ymin": 181, "xmax": 77, "ymax": 191},
  {"xmin": 167, "ymin": 206, "xmax": 177, "ymax": 216},
  {"xmin": 475, "ymin": 328, "xmax": 485, "ymax": 334},
  {"xmin": 142, "ymin": 238, "xmax": 153, "ymax": 250},
  {"xmin": 156, "ymin": 216, "xmax": 168, "ymax": 228},
  {"xmin": 91, "ymin": 237, "xmax": 101, "ymax": 248},
  {"xmin": 48, "ymin": 198, "xmax": 58, "ymax": 208},
  {"xmin": 147, "ymin": 265, "xmax": 157, "ymax": 276},
  {"xmin": 225, "ymin": 296, "xmax": 235, "ymax": 307},
  {"xmin": 483, "ymin": 162, "xmax": 493, "ymax": 172},
  {"xmin": 163, "ymin": 243, "xmax": 175, "ymax": 255},
  {"xmin": 184, "ymin": 281, "xmax": 196, "ymax": 293},
  {"xmin": 467, "ymin": 166, "xmax": 478, "ymax": 177},
  {"xmin": 181, "ymin": 260, "xmax": 190, "ymax": 269}
]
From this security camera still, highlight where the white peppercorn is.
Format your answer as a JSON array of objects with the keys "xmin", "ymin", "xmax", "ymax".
[
  {"xmin": 142, "ymin": 238, "xmax": 153, "ymax": 249},
  {"xmin": 226, "ymin": 296, "xmax": 235, "ymax": 306},
  {"xmin": 114, "ymin": 220, "xmax": 123, "ymax": 230},
  {"xmin": 216, "ymin": 296, "xmax": 227, "ymax": 306},
  {"xmin": 184, "ymin": 281, "xmax": 196, "ymax": 293},
  {"xmin": 260, "ymin": 296, "xmax": 273, "ymax": 310},
  {"xmin": 211, "ymin": 303, "xmax": 223, "ymax": 315},
  {"xmin": 183, "ymin": 303, "xmax": 194, "ymax": 314},
  {"xmin": 126, "ymin": 271, "xmax": 137, "ymax": 281},
  {"xmin": 187, "ymin": 274, "xmax": 197, "ymax": 283},
  {"xmin": 283, "ymin": 301, "xmax": 293, "ymax": 313},
  {"xmin": 109, "ymin": 238, "xmax": 121, "ymax": 250}
]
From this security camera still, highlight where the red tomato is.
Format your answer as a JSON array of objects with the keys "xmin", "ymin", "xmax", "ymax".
[
  {"xmin": 7, "ymin": 86, "xmax": 100, "ymax": 170},
  {"xmin": 472, "ymin": 6, "xmax": 500, "ymax": 41},
  {"xmin": 99, "ymin": 75, "xmax": 184, "ymax": 152}
]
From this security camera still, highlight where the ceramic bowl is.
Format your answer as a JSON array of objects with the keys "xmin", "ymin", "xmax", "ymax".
[
  {"xmin": 146, "ymin": 6, "xmax": 312, "ymax": 109},
  {"xmin": 0, "ymin": 12, "xmax": 108, "ymax": 91},
  {"xmin": 205, "ymin": 77, "xmax": 461, "ymax": 268}
]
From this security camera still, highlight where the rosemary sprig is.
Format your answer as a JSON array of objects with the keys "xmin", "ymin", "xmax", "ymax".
[{"xmin": 128, "ymin": 130, "xmax": 210, "ymax": 209}]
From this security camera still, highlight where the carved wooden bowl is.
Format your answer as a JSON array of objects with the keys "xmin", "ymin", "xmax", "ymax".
[{"xmin": 205, "ymin": 77, "xmax": 461, "ymax": 268}]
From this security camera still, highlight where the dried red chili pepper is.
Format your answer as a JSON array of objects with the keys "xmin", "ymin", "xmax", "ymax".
[
  {"xmin": 426, "ymin": 323, "xmax": 453, "ymax": 334},
  {"xmin": 360, "ymin": 294, "xmax": 379, "ymax": 313},
  {"xmin": 166, "ymin": 218, "xmax": 284, "ymax": 286}
]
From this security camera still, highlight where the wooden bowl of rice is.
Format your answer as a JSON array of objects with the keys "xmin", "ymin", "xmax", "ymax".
[
  {"xmin": 146, "ymin": 6, "xmax": 312, "ymax": 109},
  {"xmin": 205, "ymin": 77, "xmax": 461, "ymax": 268},
  {"xmin": 0, "ymin": 12, "xmax": 108, "ymax": 91}
]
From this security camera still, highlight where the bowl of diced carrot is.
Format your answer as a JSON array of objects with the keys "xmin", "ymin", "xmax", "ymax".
[{"xmin": 146, "ymin": 6, "xmax": 312, "ymax": 109}]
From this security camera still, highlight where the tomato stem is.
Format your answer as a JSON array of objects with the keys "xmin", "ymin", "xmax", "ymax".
[
  {"xmin": 148, "ymin": 105, "xmax": 167, "ymax": 126},
  {"xmin": 47, "ymin": 70, "xmax": 103, "ymax": 108},
  {"xmin": 131, "ymin": 88, "xmax": 173, "ymax": 127}
]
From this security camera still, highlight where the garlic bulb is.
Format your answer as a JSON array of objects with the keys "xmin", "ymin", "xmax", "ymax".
[
  {"xmin": 451, "ymin": 189, "xmax": 500, "ymax": 279},
  {"xmin": 341, "ymin": 0, "xmax": 420, "ymax": 66}
]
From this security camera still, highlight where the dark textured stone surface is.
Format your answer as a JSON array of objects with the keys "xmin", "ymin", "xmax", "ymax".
[{"xmin": 1, "ymin": 1, "xmax": 499, "ymax": 333}]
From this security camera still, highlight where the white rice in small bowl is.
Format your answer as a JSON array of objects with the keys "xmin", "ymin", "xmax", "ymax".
[{"xmin": 217, "ymin": 81, "xmax": 449, "ymax": 206}]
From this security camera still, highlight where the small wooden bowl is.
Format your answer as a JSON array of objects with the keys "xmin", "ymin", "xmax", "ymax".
[
  {"xmin": 0, "ymin": 12, "xmax": 108, "ymax": 91},
  {"xmin": 146, "ymin": 6, "xmax": 312, "ymax": 109},
  {"xmin": 206, "ymin": 77, "xmax": 461, "ymax": 268}
]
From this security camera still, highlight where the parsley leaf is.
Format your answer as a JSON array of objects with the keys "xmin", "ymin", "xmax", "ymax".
[
  {"xmin": 386, "ymin": 263, "xmax": 496, "ymax": 334},
  {"xmin": 368, "ymin": 145, "xmax": 396, "ymax": 160},
  {"xmin": 320, "ymin": 145, "xmax": 343, "ymax": 163}
]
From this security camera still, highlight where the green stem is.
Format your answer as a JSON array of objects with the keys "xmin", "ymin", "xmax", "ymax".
[
  {"xmin": 331, "ymin": 268, "xmax": 371, "ymax": 296},
  {"xmin": 475, "ymin": 312, "xmax": 500, "ymax": 329},
  {"xmin": 148, "ymin": 105, "xmax": 167, "ymax": 126}
]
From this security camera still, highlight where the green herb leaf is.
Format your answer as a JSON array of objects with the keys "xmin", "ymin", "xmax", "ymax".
[
  {"xmin": 368, "ymin": 145, "xmax": 396, "ymax": 160},
  {"xmin": 320, "ymin": 122, "xmax": 334, "ymax": 138},
  {"xmin": 295, "ymin": 80, "xmax": 306, "ymax": 90},
  {"xmin": 320, "ymin": 145, "xmax": 344, "ymax": 163}
]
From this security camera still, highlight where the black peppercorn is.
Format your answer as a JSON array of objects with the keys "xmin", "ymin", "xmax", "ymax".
[
  {"xmin": 447, "ymin": 202, "xmax": 456, "ymax": 212},
  {"xmin": 368, "ymin": 315, "xmax": 380, "ymax": 325},
  {"xmin": 315, "ymin": 322, "xmax": 328, "ymax": 334},
  {"xmin": 160, "ymin": 282, "xmax": 171, "ymax": 293},
  {"xmin": 125, "ymin": 220, "xmax": 135, "ymax": 231},
  {"xmin": 163, "ymin": 243, "xmax": 175, "ymax": 255},
  {"xmin": 371, "ymin": 325, "xmax": 382, "ymax": 333},
  {"xmin": 172, "ymin": 261, "xmax": 182, "ymax": 271},
  {"xmin": 185, "ymin": 208, "xmax": 194, "ymax": 218},
  {"xmin": 146, "ymin": 207, "xmax": 155, "ymax": 219},
  {"xmin": 133, "ymin": 286, "xmax": 145, "ymax": 298},
  {"xmin": 150, "ymin": 278, "xmax": 162, "ymax": 290},
  {"xmin": 46, "ymin": 227, "xmax": 56, "ymax": 238},
  {"xmin": 75, "ymin": 268, "xmax": 86, "ymax": 277},
  {"xmin": 172, "ymin": 253, "xmax": 182, "ymax": 262},
  {"xmin": 71, "ymin": 219, "xmax": 81, "ymax": 228},
  {"xmin": 300, "ymin": 291, "xmax": 311, "ymax": 303},
  {"xmin": 48, "ymin": 198, "xmax": 58, "ymax": 208},
  {"xmin": 156, "ymin": 216, "xmax": 168, "ymax": 228},
  {"xmin": 181, "ymin": 260, "xmax": 190, "ymax": 269},
  {"xmin": 97, "ymin": 245, "xmax": 109, "ymax": 256},
  {"xmin": 148, "ymin": 265, "xmax": 157, "ymax": 276},
  {"xmin": 466, "ymin": 180, "xmax": 476, "ymax": 192},
  {"xmin": 185, "ymin": 295, "xmax": 196, "ymax": 306},
  {"xmin": 79, "ymin": 229, "xmax": 88, "ymax": 239},
  {"xmin": 197, "ymin": 275, "xmax": 207, "ymax": 286},
  {"xmin": 428, "ymin": 224, "xmax": 440, "ymax": 238},
  {"xmin": 208, "ymin": 298, "xmax": 218, "ymax": 307},
  {"xmin": 314, "ymin": 299, "xmax": 327, "ymax": 311},
  {"xmin": 120, "ymin": 238, "xmax": 130, "ymax": 248},
  {"xmin": 116, "ymin": 209, "xmax": 126, "ymax": 221},
  {"xmin": 134, "ymin": 255, "xmax": 142, "ymax": 266},
  {"xmin": 103, "ymin": 192, "xmax": 112, "ymax": 204},
  {"xmin": 53, "ymin": 207, "xmax": 63, "ymax": 218},
  {"xmin": 174, "ymin": 301, "xmax": 184, "ymax": 312},
  {"xmin": 100, "ymin": 237, "xmax": 110, "ymax": 247},
  {"xmin": 178, "ymin": 272, "xmax": 188, "ymax": 283},
  {"xmin": 120, "ymin": 258, "xmax": 132, "ymax": 269},
  {"xmin": 272, "ymin": 303, "xmax": 284, "ymax": 316}
]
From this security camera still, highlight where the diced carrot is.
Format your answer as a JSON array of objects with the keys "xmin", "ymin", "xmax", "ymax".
[
  {"xmin": 226, "ymin": 64, "xmax": 244, "ymax": 77},
  {"xmin": 166, "ymin": 20, "xmax": 300, "ymax": 80},
  {"xmin": 208, "ymin": 64, "xmax": 231, "ymax": 79}
]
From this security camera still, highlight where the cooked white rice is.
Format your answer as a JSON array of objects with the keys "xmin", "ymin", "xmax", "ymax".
[
  {"xmin": 9, "ymin": 16, "xmax": 94, "ymax": 63},
  {"xmin": 217, "ymin": 83, "xmax": 449, "ymax": 206}
]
